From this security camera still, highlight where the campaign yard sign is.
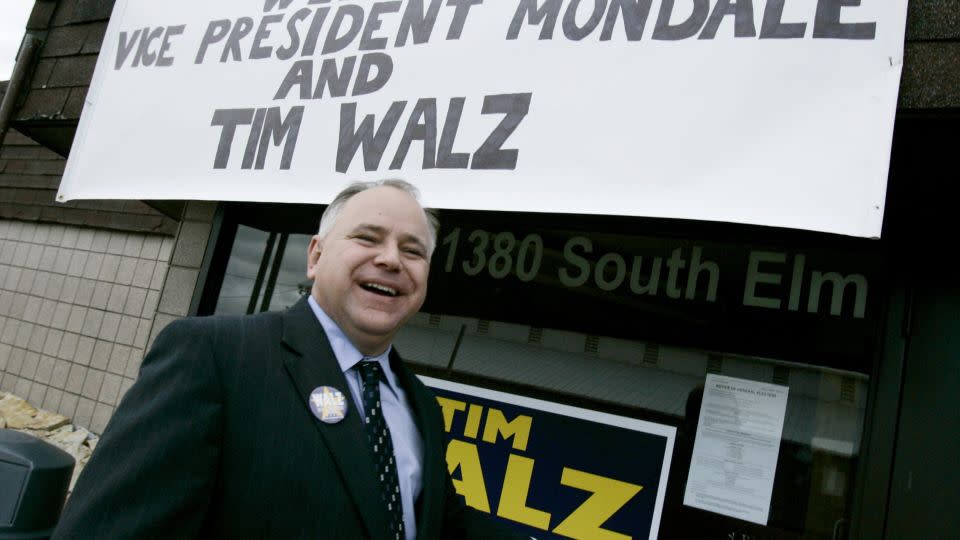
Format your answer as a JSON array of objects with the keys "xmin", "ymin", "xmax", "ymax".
[
  {"xmin": 59, "ymin": 0, "xmax": 909, "ymax": 237},
  {"xmin": 423, "ymin": 376, "xmax": 676, "ymax": 539}
]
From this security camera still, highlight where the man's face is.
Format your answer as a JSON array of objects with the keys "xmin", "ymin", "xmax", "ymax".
[{"xmin": 306, "ymin": 186, "xmax": 431, "ymax": 355}]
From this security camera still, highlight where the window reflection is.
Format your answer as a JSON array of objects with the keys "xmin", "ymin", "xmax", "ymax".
[
  {"xmin": 270, "ymin": 233, "xmax": 311, "ymax": 311},
  {"xmin": 214, "ymin": 225, "xmax": 311, "ymax": 314}
]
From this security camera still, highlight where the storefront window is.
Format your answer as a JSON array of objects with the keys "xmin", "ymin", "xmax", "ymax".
[
  {"xmin": 396, "ymin": 312, "xmax": 869, "ymax": 539},
  {"xmin": 205, "ymin": 204, "xmax": 880, "ymax": 539},
  {"xmin": 214, "ymin": 225, "xmax": 311, "ymax": 314}
]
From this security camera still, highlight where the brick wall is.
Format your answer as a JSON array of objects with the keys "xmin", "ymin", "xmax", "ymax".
[
  {"xmin": 149, "ymin": 201, "xmax": 217, "ymax": 343},
  {"xmin": 0, "ymin": 219, "xmax": 174, "ymax": 433},
  {"xmin": 0, "ymin": 198, "xmax": 216, "ymax": 434}
]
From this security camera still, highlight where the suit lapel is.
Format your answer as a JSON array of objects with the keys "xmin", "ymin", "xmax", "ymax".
[
  {"xmin": 390, "ymin": 352, "xmax": 445, "ymax": 540},
  {"xmin": 280, "ymin": 298, "xmax": 390, "ymax": 540}
]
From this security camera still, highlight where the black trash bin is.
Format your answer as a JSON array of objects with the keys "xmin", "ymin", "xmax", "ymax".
[{"xmin": 0, "ymin": 430, "xmax": 75, "ymax": 540}]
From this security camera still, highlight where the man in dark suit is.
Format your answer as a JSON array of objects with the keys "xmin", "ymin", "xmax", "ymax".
[{"xmin": 53, "ymin": 180, "xmax": 521, "ymax": 539}]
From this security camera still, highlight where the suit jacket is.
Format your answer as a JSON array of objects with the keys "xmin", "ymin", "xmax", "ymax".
[{"xmin": 53, "ymin": 298, "xmax": 519, "ymax": 539}]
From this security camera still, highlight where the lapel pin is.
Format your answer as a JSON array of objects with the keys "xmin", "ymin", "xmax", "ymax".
[{"xmin": 309, "ymin": 386, "xmax": 348, "ymax": 424}]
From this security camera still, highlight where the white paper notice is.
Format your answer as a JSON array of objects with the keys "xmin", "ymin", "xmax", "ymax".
[{"xmin": 683, "ymin": 374, "xmax": 789, "ymax": 525}]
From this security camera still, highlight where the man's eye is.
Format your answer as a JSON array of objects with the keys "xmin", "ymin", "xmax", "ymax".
[{"xmin": 403, "ymin": 248, "xmax": 425, "ymax": 258}]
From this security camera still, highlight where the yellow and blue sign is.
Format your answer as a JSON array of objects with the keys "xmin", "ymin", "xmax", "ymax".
[{"xmin": 423, "ymin": 377, "xmax": 676, "ymax": 540}]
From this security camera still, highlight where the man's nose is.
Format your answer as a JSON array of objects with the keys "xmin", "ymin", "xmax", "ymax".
[{"xmin": 373, "ymin": 242, "xmax": 401, "ymax": 270}]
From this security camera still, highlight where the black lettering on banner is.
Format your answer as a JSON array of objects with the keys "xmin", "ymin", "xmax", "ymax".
[
  {"xmin": 336, "ymin": 101, "xmax": 407, "ymax": 172},
  {"xmin": 211, "ymin": 108, "xmax": 255, "ymax": 169},
  {"xmin": 257, "ymin": 106, "xmax": 305, "ymax": 169},
  {"xmin": 699, "ymin": 0, "xmax": 756, "ymax": 40},
  {"xmin": 192, "ymin": 0, "xmax": 880, "ymax": 178},
  {"xmin": 117, "ymin": 25, "xmax": 186, "ymax": 69},
  {"xmin": 813, "ymin": 0, "xmax": 876, "ymax": 39},
  {"xmin": 156, "ymin": 25, "xmax": 186, "ymax": 67},
  {"xmin": 250, "ymin": 14, "xmax": 284, "ymax": 59},
  {"xmin": 316, "ymin": 56, "xmax": 357, "ymax": 98},
  {"xmin": 352, "ymin": 53, "xmax": 394, "ymax": 95},
  {"xmin": 759, "ymin": 0, "xmax": 806, "ymax": 38},
  {"xmin": 133, "ymin": 27, "xmax": 164, "ymax": 67},
  {"xmin": 301, "ymin": 7, "xmax": 333, "ymax": 56},
  {"xmin": 195, "ymin": 20, "xmax": 231, "ymax": 63},
  {"xmin": 507, "ymin": 0, "xmax": 562, "ymax": 40},
  {"xmin": 115, "ymin": 29, "xmax": 141, "ymax": 69},
  {"xmin": 361, "ymin": 1, "xmax": 403, "ymax": 50},
  {"xmin": 471, "ymin": 93, "xmax": 532, "ymax": 170},
  {"xmin": 601, "ymin": 0, "xmax": 651, "ymax": 41},
  {"xmin": 276, "ymin": 8, "xmax": 313, "ymax": 60},
  {"xmin": 274, "ymin": 54, "xmax": 392, "ymax": 100},
  {"xmin": 446, "ymin": 0, "xmax": 484, "ymax": 40},
  {"xmin": 210, "ymin": 107, "xmax": 303, "ymax": 170},
  {"xmin": 395, "ymin": 0, "xmax": 443, "ymax": 46},
  {"xmin": 323, "ymin": 4, "xmax": 364, "ymax": 54},
  {"xmin": 652, "ymin": 0, "xmax": 708, "ymax": 40},
  {"xmin": 562, "ymin": 0, "xmax": 606, "ymax": 41},
  {"xmin": 275, "ymin": 59, "xmax": 314, "ymax": 99},
  {"xmin": 242, "ymin": 109, "xmax": 268, "ymax": 169},
  {"xmin": 221, "ymin": 17, "xmax": 255, "ymax": 62},
  {"xmin": 437, "ymin": 97, "xmax": 470, "ymax": 169},
  {"xmin": 273, "ymin": 57, "xmax": 354, "ymax": 100},
  {"xmin": 391, "ymin": 98, "xmax": 438, "ymax": 169}
]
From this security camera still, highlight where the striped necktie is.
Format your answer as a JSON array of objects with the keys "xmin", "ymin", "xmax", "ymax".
[{"xmin": 358, "ymin": 360, "xmax": 405, "ymax": 540}]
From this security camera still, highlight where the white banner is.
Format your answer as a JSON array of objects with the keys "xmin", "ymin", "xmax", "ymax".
[{"xmin": 58, "ymin": 0, "xmax": 908, "ymax": 237}]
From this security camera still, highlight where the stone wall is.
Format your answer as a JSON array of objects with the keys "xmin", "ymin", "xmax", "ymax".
[{"xmin": 0, "ymin": 391, "xmax": 98, "ymax": 493}]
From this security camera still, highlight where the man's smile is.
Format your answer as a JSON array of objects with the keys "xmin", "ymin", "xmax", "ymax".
[{"xmin": 360, "ymin": 282, "xmax": 399, "ymax": 297}]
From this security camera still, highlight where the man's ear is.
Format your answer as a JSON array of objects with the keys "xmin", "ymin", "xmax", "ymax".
[{"xmin": 306, "ymin": 235, "xmax": 322, "ymax": 279}]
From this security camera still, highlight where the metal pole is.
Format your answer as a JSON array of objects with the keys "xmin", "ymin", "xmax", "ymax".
[
  {"xmin": 259, "ymin": 233, "xmax": 288, "ymax": 312},
  {"xmin": 0, "ymin": 34, "xmax": 42, "ymax": 145},
  {"xmin": 247, "ymin": 232, "xmax": 278, "ymax": 314}
]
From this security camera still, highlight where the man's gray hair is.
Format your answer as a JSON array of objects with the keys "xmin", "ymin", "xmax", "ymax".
[{"xmin": 317, "ymin": 179, "xmax": 440, "ymax": 255}]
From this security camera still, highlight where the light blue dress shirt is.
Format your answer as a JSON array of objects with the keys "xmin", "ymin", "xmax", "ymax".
[{"xmin": 308, "ymin": 296, "xmax": 424, "ymax": 540}]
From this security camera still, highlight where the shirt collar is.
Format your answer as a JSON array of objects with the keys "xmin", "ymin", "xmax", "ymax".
[{"xmin": 307, "ymin": 295, "xmax": 392, "ymax": 374}]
